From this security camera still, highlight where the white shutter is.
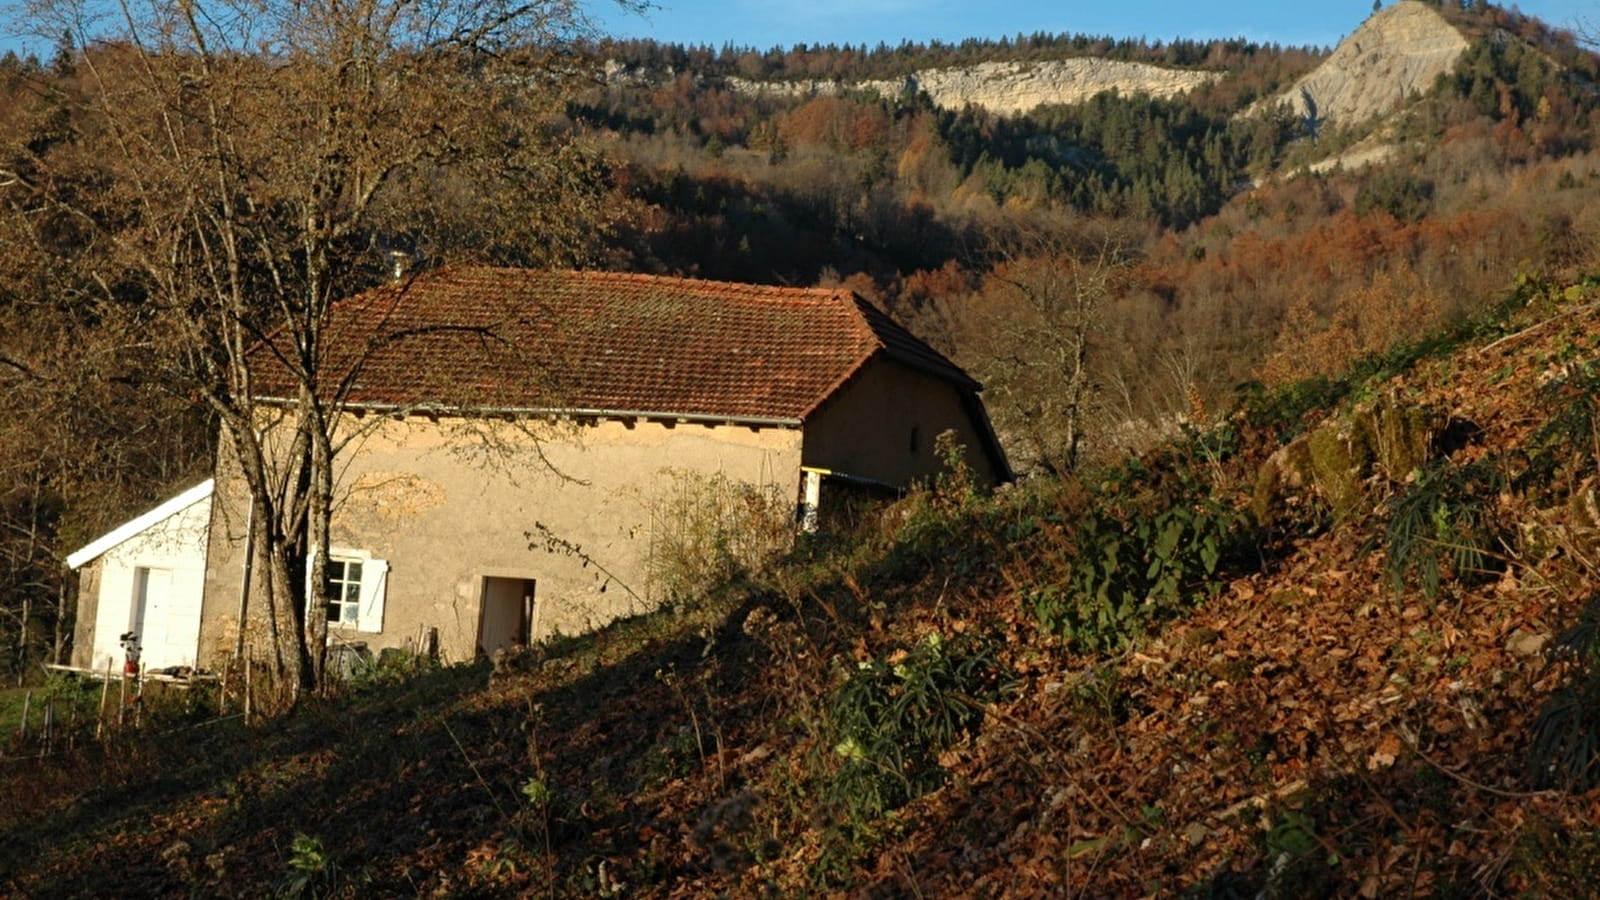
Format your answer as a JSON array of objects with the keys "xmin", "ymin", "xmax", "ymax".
[{"xmin": 356, "ymin": 558, "xmax": 388, "ymax": 633}]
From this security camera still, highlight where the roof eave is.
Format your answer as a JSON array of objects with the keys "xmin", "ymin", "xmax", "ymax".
[{"xmin": 253, "ymin": 396, "xmax": 803, "ymax": 429}]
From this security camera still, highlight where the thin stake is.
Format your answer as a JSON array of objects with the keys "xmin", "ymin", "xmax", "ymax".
[
  {"xmin": 218, "ymin": 655, "xmax": 231, "ymax": 716},
  {"xmin": 97, "ymin": 660, "xmax": 112, "ymax": 740},
  {"xmin": 134, "ymin": 664, "xmax": 145, "ymax": 728},
  {"xmin": 244, "ymin": 652, "xmax": 252, "ymax": 727},
  {"xmin": 17, "ymin": 691, "xmax": 30, "ymax": 742}
]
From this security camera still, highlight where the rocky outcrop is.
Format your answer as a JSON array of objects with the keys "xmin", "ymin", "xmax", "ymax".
[
  {"xmin": 1252, "ymin": 389, "xmax": 1443, "ymax": 525},
  {"xmin": 716, "ymin": 58, "xmax": 1216, "ymax": 116},
  {"xmin": 1252, "ymin": 1, "xmax": 1468, "ymax": 130},
  {"xmin": 611, "ymin": 1, "xmax": 1469, "ymax": 124}
]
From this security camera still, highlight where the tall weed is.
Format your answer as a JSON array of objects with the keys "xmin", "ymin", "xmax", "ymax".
[
  {"xmin": 813, "ymin": 630, "xmax": 1011, "ymax": 883},
  {"xmin": 1383, "ymin": 460, "xmax": 1507, "ymax": 600},
  {"xmin": 1522, "ymin": 358, "xmax": 1600, "ymax": 491},
  {"xmin": 647, "ymin": 469, "xmax": 791, "ymax": 609}
]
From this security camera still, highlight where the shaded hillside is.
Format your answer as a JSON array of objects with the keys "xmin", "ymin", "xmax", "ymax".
[{"xmin": 5, "ymin": 272, "xmax": 1600, "ymax": 896}]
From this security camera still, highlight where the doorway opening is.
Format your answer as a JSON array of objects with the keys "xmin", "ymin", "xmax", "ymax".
[
  {"xmin": 478, "ymin": 576, "xmax": 536, "ymax": 658},
  {"xmin": 130, "ymin": 566, "xmax": 173, "ymax": 661}
]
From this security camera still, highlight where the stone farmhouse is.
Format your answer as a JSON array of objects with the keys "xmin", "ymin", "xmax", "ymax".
[{"xmin": 67, "ymin": 268, "xmax": 1009, "ymax": 673}]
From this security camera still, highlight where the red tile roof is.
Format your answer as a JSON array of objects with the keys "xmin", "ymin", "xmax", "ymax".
[{"xmin": 253, "ymin": 267, "xmax": 979, "ymax": 423}]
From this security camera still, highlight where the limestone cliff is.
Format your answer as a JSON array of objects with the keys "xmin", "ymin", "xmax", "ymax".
[
  {"xmin": 702, "ymin": 58, "xmax": 1214, "ymax": 116},
  {"xmin": 1253, "ymin": 1, "xmax": 1468, "ymax": 130},
  {"xmin": 649, "ymin": 55, "xmax": 1209, "ymax": 115},
  {"xmin": 609, "ymin": 1, "xmax": 1472, "ymax": 124}
]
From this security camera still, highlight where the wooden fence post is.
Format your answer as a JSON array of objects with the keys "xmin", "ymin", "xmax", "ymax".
[
  {"xmin": 97, "ymin": 660, "xmax": 113, "ymax": 741},
  {"xmin": 134, "ymin": 664, "xmax": 145, "ymax": 728}
]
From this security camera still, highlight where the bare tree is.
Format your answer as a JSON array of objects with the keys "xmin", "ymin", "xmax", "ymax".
[
  {"xmin": 0, "ymin": 0, "xmax": 631, "ymax": 692},
  {"xmin": 957, "ymin": 219, "xmax": 1136, "ymax": 476}
]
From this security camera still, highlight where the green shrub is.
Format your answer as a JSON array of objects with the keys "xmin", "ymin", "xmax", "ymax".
[
  {"xmin": 274, "ymin": 833, "xmax": 336, "ymax": 899},
  {"xmin": 813, "ymin": 629, "xmax": 1012, "ymax": 883},
  {"xmin": 1237, "ymin": 376, "xmax": 1342, "ymax": 438},
  {"xmin": 1030, "ymin": 461, "xmax": 1245, "ymax": 653},
  {"xmin": 823, "ymin": 631, "xmax": 1008, "ymax": 818}
]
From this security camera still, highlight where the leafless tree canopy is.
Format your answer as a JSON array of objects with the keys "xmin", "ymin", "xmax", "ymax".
[
  {"xmin": 0, "ymin": 0, "xmax": 633, "ymax": 691},
  {"xmin": 919, "ymin": 216, "xmax": 1138, "ymax": 476}
]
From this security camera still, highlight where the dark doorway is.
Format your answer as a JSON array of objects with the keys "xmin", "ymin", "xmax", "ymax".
[{"xmin": 478, "ymin": 576, "xmax": 536, "ymax": 657}]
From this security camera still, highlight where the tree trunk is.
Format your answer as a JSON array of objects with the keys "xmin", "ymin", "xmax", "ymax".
[
  {"xmin": 263, "ymin": 539, "xmax": 304, "ymax": 693},
  {"xmin": 53, "ymin": 576, "xmax": 69, "ymax": 666},
  {"xmin": 304, "ymin": 407, "xmax": 332, "ymax": 690}
]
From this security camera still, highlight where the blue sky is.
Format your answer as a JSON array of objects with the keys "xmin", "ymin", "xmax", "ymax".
[
  {"xmin": 2, "ymin": 1, "xmax": 1592, "ymax": 59},
  {"xmin": 593, "ymin": 0, "xmax": 1596, "ymax": 52}
]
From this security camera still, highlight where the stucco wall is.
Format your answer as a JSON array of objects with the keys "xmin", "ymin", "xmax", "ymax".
[
  {"xmin": 803, "ymin": 358, "xmax": 1004, "ymax": 487},
  {"xmin": 201, "ymin": 414, "xmax": 803, "ymax": 666}
]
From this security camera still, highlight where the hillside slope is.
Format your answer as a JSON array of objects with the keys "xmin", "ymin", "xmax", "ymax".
[
  {"xmin": 1252, "ymin": 0, "xmax": 1468, "ymax": 130},
  {"xmin": 3, "ymin": 277, "xmax": 1599, "ymax": 896}
]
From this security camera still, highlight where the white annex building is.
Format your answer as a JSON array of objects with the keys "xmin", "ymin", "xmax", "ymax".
[{"xmin": 65, "ymin": 479, "xmax": 214, "ymax": 674}]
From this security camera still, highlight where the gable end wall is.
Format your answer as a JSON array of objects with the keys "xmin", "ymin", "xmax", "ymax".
[{"xmin": 803, "ymin": 357, "xmax": 1003, "ymax": 488}]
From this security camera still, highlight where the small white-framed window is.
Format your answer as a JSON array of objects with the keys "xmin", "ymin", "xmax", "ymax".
[
  {"xmin": 324, "ymin": 558, "xmax": 364, "ymax": 626},
  {"xmin": 308, "ymin": 549, "xmax": 389, "ymax": 634}
]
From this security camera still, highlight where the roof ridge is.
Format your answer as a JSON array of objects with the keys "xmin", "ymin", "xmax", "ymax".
[
  {"xmin": 839, "ymin": 290, "xmax": 889, "ymax": 352},
  {"xmin": 400, "ymin": 265, "xmax": 857, "ymax": 303},
  {"xmin": 551, "ymin": 268, "xmax": 850, "ymax": 299}
]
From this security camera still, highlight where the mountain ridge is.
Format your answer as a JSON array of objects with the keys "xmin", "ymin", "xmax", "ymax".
[{"xmin": 606, "ymin": 1, "xmax": 1481, "ymax": 123}]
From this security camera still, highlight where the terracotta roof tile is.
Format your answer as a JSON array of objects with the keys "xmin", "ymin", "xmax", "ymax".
[{"xmin": 253, "ymin": 267, "xmax": 979, "ymax": 423}]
